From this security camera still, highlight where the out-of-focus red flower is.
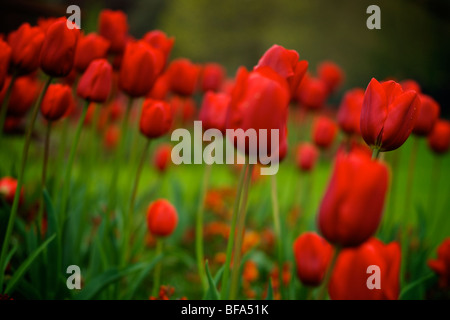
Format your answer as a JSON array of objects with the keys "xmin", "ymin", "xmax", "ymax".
[
  {"xmin": 0, "ymin": 177, "xmax": 24, "ymax": 205},
  {"xmin": 74, "ymin": 33, "xmax": 110, "ymax": 73},
  {"xmin": 119, "ymin": 41, "xmax": 164, "ymax": 97},
  {"xmin": 337, "ymin": 88, "xmax": 365, "ymax": 135},
  {"xmin": 243, "ymin": 260, "xmax": 259, "ymax": 283},
  {"xmin": 200, "ymin": 63, "xmax": 226, "ymax": 92},
  {"xmin": 140, "ymin": 99, "xmax": 173, "ymax": 139},
  {"xmin": 329, "ymin": 238, "xmax": 401, "ymax": 300},
  {"xmin": 166, "ymin": 58, "xmax": 201, "ymax": 96},
  {"xmin": 8, "ymin": 23, "xmax": 45, "ymax": 74},
  {"xmin": 312, "ymin": 116, "xmax": 338, "ymax": 149},
  {"xmin": 255, "ymin": 44, "xmax": 308, "ymax": 97},
  {"xmin": 0, "ymin": 39, "xmax": 11, "ymax": 89},
  {"xmin": 428, "ymin": 238, "xmax": 450, "ymax": 288},
  {"xmin": 199, "ymin": 91, "xmax": 230, "ymax": 134},
  {"xmin": 142, "ymin": 30, "xmax": 174, "ymax": 66},
  {"xmin": 226, "ymin": 66, "xmax": 290, "ymax": 159},
  {"xmin": 39, "ymin": 17, "xmax": 79, "ymax": 77},
  {"xmin": 146, "ymin": 199, "xmax": 178, "ymax": 237},
  {"xmin": 154, "ymin": 144, "xmax": 172, "ymax": 173},
  {"xmin": 37, "ymin": 17, "xmax": 58, "ymax": 33},
  {"xmin": 77, "ymin": 59, "xmax": 112, "ymax": 103},
  {"xmin": 103, "ymin": 124, "xmax": 120, "ymax": 150},
  {"xmin": 317, "ymin": 61, "xmax": 344, "ymax": 94},
  {"xmin": 41, "ymin": 83, "xmax": 74, "ymax": 121},
  {"xmin": 2, "ymin": 117, "xmax": 22, "ymax": 133},
  {"xmin": 400, "ymin": 79, "xmax": 421, "ymax": 93},
  {"xmin": 427, "ymin": 119, "xmax": 450, "ymax": 155},
  {"xmin": 360, "ymin": 78, "xmax": 420, "ymax": 152},
  {"xmin": 296, "ymin": 142, "xmax": 319, "ymax": 172},
  {"xmin": 169, "ymin": 96, "xmax": 196, "ymax": 125},
  {"xmin": 318, "ymin": 150, "xmax": 389, "ymax": 247},
  {"xmin": 0, "ymin": 76, "xmax": 40, "ymax": 117},
  {"xmin": 293, "ymin": 232, "xmax": 334, "ymax": 287},
  {"xmin": 147, "ymin": 72, "xmax": 170, "ymax": 100},
  {"xmin": 98, "ymin": 9, "xmax": 128, "ymax": 53},
  {"xmin": 295, "ymin": 74, "xmax": 329, "ymax": 110},
  {"xmin": 413, "ymin": 94, "xmax": 440, "ymax": 136}
]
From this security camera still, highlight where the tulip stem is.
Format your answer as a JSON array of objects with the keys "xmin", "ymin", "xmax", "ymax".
[
  {"xmin": 403, "ymin": 137, "xmax": 419, "ymax": 222},
  {"xmin": 0, "ymin": 75, "xmax": 52, "ymax": 291},
  {"xmin": 317, "ymin": 246, "xmax": 340, "ymax": 300},
  {"xmin": 229, "ymin": 163, "xmax": 254, "ymax": 300},
  {"xmin": 0, "ymin": 72, "xmax": 18, "ymax": 141},
  {"xmin": 152, "ymin": 239, "xmax": 164, "ymax": 297},
  {"xmin": 371, "ymin": 147, "xmax": 381, "ymax": 160},
  {"xmin": 270, "ymin": 174, "xmax": 284, "ymax": 299},
  {"xmin": 220, "ymin": 162, "xmax": 249, "ymax": 299},
  {"xmin": 196, "ymin": 163, "xmax": 212, "ymax": 292},
  {"xmin": 38, "ymin": 121, "xmax": 52, "ymax": 236},
  {"xmin": 429, "ymin": 155, "xmax": 442, "ymax": 234}
]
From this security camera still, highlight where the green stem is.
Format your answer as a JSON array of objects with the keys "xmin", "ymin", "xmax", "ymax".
[
  {"xmin": 0, "ymin": 72, "xmax": 18, "ymax": 141},
  {"xmin": 403, "ymin": 137, "xmax": 419, "ymax": 220},
  {"xmin": 371, "ymin": 147, "xmax": 381, "ymax": 160},
  {"xmin": 152, "ymin": 239, "xmax": 164, "ymax": 297},
  {"xmin": 429, "ymin": 155, "xmax": 442, "ymax": 234},
  {"xmin": 0, "ymin": 75, "xmax": 52, "ymax": 291},
  {"xmin": 220, "ymin": 162, "xmax": 249, "ymax": 300},
  {"xmin": 196, "ymin": 163, "xmax": 212, "ymax": 292},
  {"xmin": 229, "ymin": 163, "xmax": 254, "ymax": 300},
  {"xmin": 38, "ymin": 121, "xmax": 52, "ymax": 236},
  {"xmin": 270, "ymin": 174, "xmax": 284, "ymax": 299},
  {"xmin": 317, "ymin": 246, "xmax": 340, "ymax": 300}
]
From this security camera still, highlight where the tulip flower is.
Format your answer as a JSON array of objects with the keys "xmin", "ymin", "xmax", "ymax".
[
  {"xmin": 39, "ymin": 17, "xmax": 79, "ymax": 78},
  {"xmin": 98, "ymin": 9, "xmax": 128, "ymax": 53},
  {"xmin": 40, "ymin": 83, "xmax": 74, "ymax": 121},
  {"xmin": 147, "ymin": 73, "xmax": 170, "ymax": 100},
  {"xmin": 139, "ymin": 99, "xmax": 173, "ymax": 139},
  {"xmin": 166, "ymin": 58, "xmax": 201, "ymax": 96},
  {"xmin": 318, "ymin": 149, "xmax": 389, "ymax": 247},
  {"xmin": 328, "ymin": 238, "xmax": 401, "ymax": 300},
  {"xmin": 200, "ymin": 63, "xmax": 226, "ymax": 92},
  {"xmin": 103, "ymin": 125, "xmax": 120, "ymax": 150},
  {"xmin": 74, "ymin": 33, "xmax": 110, "ymax": 72},
  {"xmin": 7, "ymin": 23, "xmax": 45, "ymax": 74},
  {"xmin": 312, "ymin": 116, "xmax": 338, "ymax": 149},
  {"xmin": 77, "ymin": 59, "xmax": 113, "ymax": 103},
  {"xmin": 0, "ymin": 75, "xmax": 40, "ymax": 117},
  {"xmin": 154, "ymin": 144, "xmax": 172, "ymax": 173},
  {"xmin": 199, "ymin": 91, "xmax": 230, "ymax": 134},
  {"xmin": 337, "ymin": 88, "xmax": 365, "ymax": 136},
  {"xmin": 293, "ymin": 232, "xmax": 334, "ymax": 287},
  {"xmin": 427, "ymin": 119, "xmax": 450, "ymax": 155},
  {"xmin": 142, "ymin": 30, "xmax": 174, "ymax": 66},
  {"xmin": 169, "ymin": 95, "xmax": 196, "ymax": 126},
  {"xmin": 37, "ymin": 17, "xmax": 58, "ymax": 33},
  {"xmin": 400, "ymin": 79, "xmax": 421, "ymax": 93},
  {"xmin": 0, "ymin": 39, "xmax": 11, "ymax": 90},
  {"xmin": 295, "ymin": 74, "xmax": 329, "ymax": 110},
  {"xmin": 0, "ymin": 177, "xmax": 24, "ymax": 205},
  {"xmin": 255, "ymin": 44, "xmax": 308, "ymax": 97},
  {"xmin": 296, "ymin": 142, "xmax": 319, "ymax": 172},
  {"xmin": 428, "ymin": 238, "xmax": 450, "ymax": 289},
  {"xmin": 317, "ymin": 61, "xmax": 344, "ymax": 94},
  {"xmin": 360, "ymin": 78, "xmax": 420, "ymax": 155},
  {"xmin": 412, "ymin": 94, "xmax": 440, "ymax": 137}
]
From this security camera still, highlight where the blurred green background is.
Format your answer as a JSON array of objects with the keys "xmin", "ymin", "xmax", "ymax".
[{"xmin": 1, "ymin": 0, "xmax": 449, "ymax": 116}]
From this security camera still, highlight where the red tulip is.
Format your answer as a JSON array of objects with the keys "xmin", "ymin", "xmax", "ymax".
[
  {"xmin": 428, "ymin": 238, "xmax": 450, "ymax": 288},
  {"xmin": 103, "ymin": 125, "xmax": 120, "ymax": 150},
  {"xmin": 293, "ymin": 232, "xmax": 334, "ymax": 287},
  {"xmin": 255, "ymin": 44, "xmax": 308, "ymax": 97},
  {"xmin": 98, "ymin": 9, "xmax": 128, "ymax": 53},
  {"xmin": 200, "ymin": 63, "xmax": 226, "ymax": 92},
  {"xmin": 139, "ymin": 99, "xmax": 173, "ymax": 139},
  {"xmin": 166, "ymin": 58, "xmax": 201, "ymax": 96},
  {"xmin": 337, "ymin": 88, "xmax": 365, "ymax": 135},
  {"xmin": 360, "ymin": 78, "xmax": 420, "ymax": 152},
  {"xmin": 318, "ymin": 150, "xmax": 389, "ymax": 247},
  {"xmin": 329, "ymin": 238, "xmax": 401, "ymax": 300},
  {"xmin": 169, "ymin": 96, "xmax": 197, "ymax": 125},
  {"xmin": 199, "ymin": 91, "xmax": 230, "ymax": 134},
  {"xmin": 0, "ymin": 177, "xmax": 24, "ymax": 205},
  {"xmin": 39, "ymin": 17, "xmax": 79, "ymax": 77},
  {"xmin": 74, "ymin": 33, "xmax": 110, "ymax": 72},
  {"xmin": 0, "ymin": 76, "xmax": 40, "ymax": 117},
  {"xmin": 154, "ymin": 144, "xmax": 172, "ymax": 173},
  {"xmin": 296, "ymin": 142, "xmax": 319, "ymax": 172},
  {"xmin": 412, "ymin": 94, "xmax": 440, "ymax": 136},
  {"xmin": 295, "ymin": 74, "xmax": 329, "ymax": 110},
  {"xmin": 119, "ymin": 41, "xmax": 164, "ymax": 97},
  {"xmin": 146, "ymin": 199, "xmax": 178, "ymax": 237},
  {"xmin": 317, "ymin": 61, "xmax": 344, "ymax": 93},
  {"xmin": 142, "ymin": 30, "xmax": 174, "ymax": 66},
  {"xmin": 400, "ymin": 79, "xmax": 421, "ymax": 93},
  {"xmin": 427, "ymin": 119, "xmax": 450, "ymax": 154},
  {"xmin": 77, "ymin": 59, "xmax": 113, "ymax": 103},
  {"xmin": 41, "ymin": 84, "xmax": 75, "ymax": 121},
  {"xmin": 37, "ymin": 17, "xmax": 59, "ymax": 33},
  {"xmin": 0, "ymin": 39, "xmax": 11, "ymax": 89},
  {"xmin": 226, "ymin": 66, "xmax": 290, "ymax": 158},
  {"xmin": 8, "ymin": 23, "xmax": 45, "ymax": 74},
  {"xmin": 147, "ymin": 73, "xmax": 170, "ymax": 100},
  {"xmin": 312, "ymin": 116, "xmax": 338, "ymax": 149}
]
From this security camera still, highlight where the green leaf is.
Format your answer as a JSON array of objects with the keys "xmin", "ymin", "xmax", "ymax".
[
  {"xmin": 5, "ymin": 234, "xmax": 56, "ymax": 294},
  {"xmin": 204, "ymin": 260, "xmax": 220, "ymax": 300},
  {"xmin": 203, "ymin": 264, "xmax": 224, "ymax": 300},
  {"xmin": 266, "ymin": 279, "xmax": 274, "ymax": 300},
  {"xmin": 125, "ymin": 254, "xmax": 163, "ymax": 299},
  {"xmin": 2, "ymin": 244, "xmax": 17, "ymax": 274},
  {"xmin": 399, "ymin": 273, "xmax": 435, "ymax": 300}
]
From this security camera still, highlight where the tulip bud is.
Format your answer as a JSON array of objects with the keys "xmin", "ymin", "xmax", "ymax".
[
  {"xmin": 296, "ymin": 142, "xmax": 319, "ymax": 172},
  {"xmin": 166, "ymin": 58, "xmax": 201, "ymax": 96},
  {"xmin": 200, "ymin": 63, "xmax": 226, "ymax": 92},
  {"xmin": 39, "ymin": 17, "xmax": 79, "ymax": 77},
  {"xmin": 146, "ymin": 199, "xmax": 178, "ymax": 237},
  {"xmin": 0, "ymin": 75, "xmax": 40, "ymax": 117},
  {"xmin": 98, "ymin": 9, "xmax": 128, "ymax": 53},
  {"xmin": 142, "ymin": 30, "xmax": 174, "ymax": 66},
  {"xmin": 139, "ymin": 99, "xmax": 173, "ymax": 139},
  {"xmin": 154, "ymin": 144, "xmax": 172, "ymax": 173},
  {"xmin": 0, "ymin": 176, "xmax": 24, "ymax": 205},
  {"xmin": 427, "ymin": 119, "xmax": 450, "ymax": 155},
  {"xmin": 318, "ymin": 150, "xmax": 389, "ymax": 247},
  {"xmin": 413, "ymin": 94, "xmax": 440, "ymax": 136},
  {"xmin": 317, "ymin": 61, "xmax": 344, "ymax": 94},
  {"xmin": 199, "ymin": 91, "xmax": 230, "ymax": 134},
  {"xmin": 0, "ymin": 39, "xmax": 11, "ymax": 89},
  {"xmin": 77, "ymin": 59, "xmax": 113, "ymax": 103},
  {"xmin": 329, "ymin": 238, "xmax": 401, "ymax": 300},
  {"xmin": 312, "ymin": 116, "xmax": 338, "ymax": 149},
  {"xmin": 74, "ymin": 33, "xmax": 110, "ymax": 73},
  {"xmin": 41, "ymin": 84, "xmax": 75, "ymax": 121},
  {"xmin": 360, "ymin": 78, "xmax": 420, "ymax": 152},
  {"xmin": 428, "ymin": 238, "xmax": 450, "ymax": 288},
  {"xmin": 293, "ymin": 232, "xmax": 334, "ymax": 287},
  {"xmin": 337, "ymin": 88, "xmax": 365, "ymax": 135}
]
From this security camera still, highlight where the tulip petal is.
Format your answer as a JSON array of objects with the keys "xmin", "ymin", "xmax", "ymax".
[{"xmin": 360, "ymin": 78, "xmax": 387, "ymax": 147}]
